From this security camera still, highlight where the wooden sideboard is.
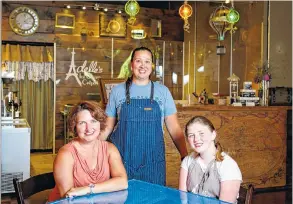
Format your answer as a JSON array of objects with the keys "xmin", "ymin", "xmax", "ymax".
[{"xmin": 164, "ymin": 105, "xmax": 291, "ymax": 189}]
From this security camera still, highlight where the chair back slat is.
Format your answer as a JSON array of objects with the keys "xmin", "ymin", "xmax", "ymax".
[
  {"xmin": 238, "ymin": 184, "xmax": 254, "ymax": 204},
  {"xmin": 13, "ymin": 172, "xmax": 55, "ymax": 203}
]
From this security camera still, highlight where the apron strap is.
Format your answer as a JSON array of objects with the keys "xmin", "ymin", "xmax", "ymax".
[
  {"xmin": 126, "ymin": 77, "xmax": 132, "ymax": 105},
  {"xmin": 150, "ymin": 81, "xmax": 154, "ymax": 104},
  {"xmin": 125, "ymin": 78, "xmax": 154, "ymax": 105}
]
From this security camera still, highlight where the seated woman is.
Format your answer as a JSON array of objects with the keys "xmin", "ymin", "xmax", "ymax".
[
  {"xmin": 48, "ymin": 101, "xmax": 128, "ymax": 201},
  {"xmin": 179, "ymin": 116, "xmax": 242, "ymax": 203}
]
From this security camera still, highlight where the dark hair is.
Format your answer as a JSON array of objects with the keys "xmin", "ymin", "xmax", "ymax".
[
  {"xmin": 68, "ymin": 101, "xmax": 107, "ymax": 136},
  {"xmin": 130, "ymin": 46, "xmax": 154, "ymax": 62},
  {"xmin": 185, "ymin": 116, "xmax": 223, "ymax": 161}
]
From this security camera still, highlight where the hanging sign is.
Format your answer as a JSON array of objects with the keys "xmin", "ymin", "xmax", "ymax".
[{"xmin": 65, "ymin": 48, "xmax": 103, "ymax": 87}]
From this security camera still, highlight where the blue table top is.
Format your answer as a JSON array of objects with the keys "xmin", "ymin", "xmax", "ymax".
[{"xmin": 49, "ymin": 179, "xmax": 230, "ymax": 204}]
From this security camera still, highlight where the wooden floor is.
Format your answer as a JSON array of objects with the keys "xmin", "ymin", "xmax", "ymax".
[{"xmin": 1, "ymin": 153, "xmax": 292, "ymax": 204}]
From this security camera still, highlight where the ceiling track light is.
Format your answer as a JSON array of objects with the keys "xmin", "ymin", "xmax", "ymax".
[{"xmin": 64, "ymin": 4, "xmax": 120, "ymax": 13}]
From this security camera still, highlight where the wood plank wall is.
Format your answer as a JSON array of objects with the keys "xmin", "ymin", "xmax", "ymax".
[{"xmin": 2, "ymin": 1, "xmax": 184, "ymax": 150}]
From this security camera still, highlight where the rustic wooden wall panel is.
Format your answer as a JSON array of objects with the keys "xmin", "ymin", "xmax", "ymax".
[
  {"xmin": 164, "ymin": 106, "xmax": 289, "ymax": 188},
  {"xmin": 2, "ymin": 1, "xmax": 184, "ymax": 152}
]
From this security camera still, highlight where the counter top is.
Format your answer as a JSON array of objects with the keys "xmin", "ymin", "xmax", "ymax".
[
  {"xmin": 1, "ymin": 118, "xmax": 30, "ymax": 129},
  {"xmin": 176, "ymin": 104, "xmax": 292, "ymax": 111}
]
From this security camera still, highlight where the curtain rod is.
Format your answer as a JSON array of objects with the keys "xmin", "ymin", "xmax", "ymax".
[{"xmin": 2, "ymin": 40, "xmax": 54, "ymax": 47}]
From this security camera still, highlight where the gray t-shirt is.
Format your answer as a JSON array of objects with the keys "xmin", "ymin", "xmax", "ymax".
[{"xmin": 105, "ymin": 81, "xmax": 177, "ymax": 128}]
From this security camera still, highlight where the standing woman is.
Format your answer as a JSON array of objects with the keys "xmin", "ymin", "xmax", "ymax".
[
  {"xmin": 48, "ymin": 101, "xmax": 127, "ymax": 202},
  {"xmin": 179, "ymin": 116, "xmax": 242, "ymax": 203},
  {"xmin": 101, "ymin": 47, "xmax": 188, "ymax": 185}
]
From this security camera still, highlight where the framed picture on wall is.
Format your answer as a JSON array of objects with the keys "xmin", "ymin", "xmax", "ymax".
[
  {"xmin": 98, "ymin": 78, "xmax": 126, "ymax": 104},
  {"xmin": 55, "ymin": 13, "xmax": 75, "ymax": 29},
  {"xmin": 99, "ymin": 13, "xmax": 126, "ymax": 37},
  {"xmin": 150, "ymin": 19, "xmax": 162, "ymax": 37}
]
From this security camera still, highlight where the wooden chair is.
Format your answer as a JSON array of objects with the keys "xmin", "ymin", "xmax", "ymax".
[
  {"xmin": 13, "ymin": 172, "xmax": 55, "ymax": 204},
  {"xmin": 238, "ymin": 184, "xmax": 254, "ymax": 204}
]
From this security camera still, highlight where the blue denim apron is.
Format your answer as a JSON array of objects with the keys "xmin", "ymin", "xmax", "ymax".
[{"xmin": 109, "ymin": 81, "xmax": 166, "ymax": 185}]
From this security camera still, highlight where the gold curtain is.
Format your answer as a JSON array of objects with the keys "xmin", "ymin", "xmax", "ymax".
[
  {"xmin": 2, "ymin": 44, "xmax": 54, "ymax": 150},
  {"xmin": 1, "ymin": 44, "xmax": 53, "ymax": 62},
  {"xmin": 19, "ymin": 75, "xmax": 54, "ymax": 150},
  {"xmin": 2, "ymin": 44, "xmax": 54, "ymax": 81}
]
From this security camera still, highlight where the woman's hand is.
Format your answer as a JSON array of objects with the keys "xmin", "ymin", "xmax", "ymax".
[{"xmin": 66, "ymin": 186, "xmax": 89, "ymax": 198}]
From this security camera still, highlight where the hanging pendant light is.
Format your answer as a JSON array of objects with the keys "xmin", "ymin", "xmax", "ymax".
[
  {"xmin": 225, "ymin": 7, "xmax": 240, "ymax": 34},
  {"xmin": 179, "ymin": 0, "xmax": 193, "ymax": 33},
  {"xmin": 226, "ymin": 8, "xmax": 240, "ymax": 24},
  {"xmin": 209, "ymin": 4, "xmax": 230, "ymax": 41},
  {"xmin": 125, "ymin": 0, "xmax": 140, "ymax": 25}
]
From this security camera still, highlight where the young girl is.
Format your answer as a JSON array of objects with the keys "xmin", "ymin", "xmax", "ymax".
[{"xmin": 179, "ymin": 116, "xmax": 242, "ymax": 203}]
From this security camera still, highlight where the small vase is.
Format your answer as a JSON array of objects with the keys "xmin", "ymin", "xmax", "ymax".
[{"xmin": 261, "ymin": 80, "xmax": 270, "ymax": 106}]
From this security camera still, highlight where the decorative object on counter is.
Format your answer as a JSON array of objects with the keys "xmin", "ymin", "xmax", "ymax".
[
  {"xmin": 253, "ymin": 61, "xmax": 272, "ymax": 106},
  {"xmin": 243, "ymin": 81, "xmax": 252, "ymax": 90},
  {"xmin": 227, "ymin": 73, "xmax": 239, "ymax": 104},
  {"xmin": 240, "ymin": 89, "xmax": 256, "ymax": 97},
  {"xmin": 208, "ymin": 98, "xmax": 214, "ymax": 104},
  {"xmin": 193, "ymin": 89, "xmax": 208, "ymax": 104},
  {"xmin": 232, "ymin": 102, "xmax": 242, "ymax": 106},
  {"xmin": 212, "ymin": 93, "xmax": 227, "ymax": 106},
  {"xmin": 9, "ymin": 6, "xmax": 39, "ymax": 36},
  {"xmin": 237, "ymin": 81, "xmax": 260, "ymax": 106},
  {"xmin": 125, "ymin": 0, "xmax": 140, "ymax": 25},
  {"xmin": 179, "ymin": 0, "xmax": 193, "ymax": 33},
  {"xmin": 268, "ymin": 87, "xmax": 292, "ymax": 106},
  {"xmin": 218, "ymin": 97, "xmax": 227, "ymax": 106}
]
